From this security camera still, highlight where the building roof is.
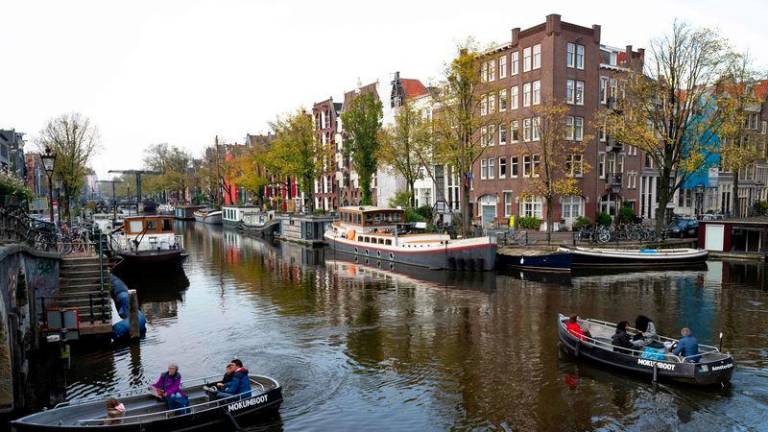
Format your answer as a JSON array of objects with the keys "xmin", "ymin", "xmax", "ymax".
[
  {"xmin": 754, "ymin": 79, "xmax": 768, "ymax": 101},
  {"xmin": 400, "ymin": 79, "xmax": 428, "ymax": 98}
]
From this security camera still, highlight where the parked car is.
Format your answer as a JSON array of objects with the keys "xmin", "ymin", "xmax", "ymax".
[{"xmin": 666, "ymin": 218, "xmax": 699, "ymax": 238}]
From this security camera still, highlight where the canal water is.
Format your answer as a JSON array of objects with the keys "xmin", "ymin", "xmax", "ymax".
[{"xmin": 65, "ymin": 223, "xmax": 768, "ymax": 431}]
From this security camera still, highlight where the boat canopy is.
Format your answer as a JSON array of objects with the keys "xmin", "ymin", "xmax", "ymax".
[{"xmin": 338, "ymin": 206, "xmax": 404, "ymax": 227}]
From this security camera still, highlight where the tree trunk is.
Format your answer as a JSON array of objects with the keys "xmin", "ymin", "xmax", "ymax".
[
  {"xmin": 654, "ymin": 173, "xmax": 672, "ymax": 237},
  {"xmin": 732, "ymin": 172, "xmax": 740, "ymax": 218},
  {"xmin": 409, "ymin": 179, "xmax": 415, "ymax": 208},
  {"xmin": 461, "ymin": 175, "xmax": 472, "ymax": 238},
  {"xmin": 546, "ymin": 196, "xmax": 553, "ymax": 245}
]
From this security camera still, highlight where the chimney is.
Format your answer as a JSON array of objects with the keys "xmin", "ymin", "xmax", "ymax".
[
  {"xmin": 546, "ymin": 14, "xmax": 562, "ymax": 35},
  {"xmin": 591, "ymin": 24, "xmax": 601, "ymax": 44},
  {"xmin": 638, "ymin": 48, "xmax": 645, "ymax": 59},
  {"xmin": 625, "ymin": 45, "xmax": 633, "ymax": 66},
  {"xmin": 511, "ymin": 27, "xmax": 520, "ymax": 47}
]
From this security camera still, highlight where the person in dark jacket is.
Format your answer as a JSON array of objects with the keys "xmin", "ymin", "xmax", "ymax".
[
  {"xmin": 612, "ymin": 321, "xmax": 634, "ymax": 354},
  {"xmin": 214, "ymin": 359, "xmax": 252, "ymax": 400}
]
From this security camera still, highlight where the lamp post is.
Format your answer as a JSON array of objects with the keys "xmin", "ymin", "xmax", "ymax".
[{"xmin": 40, "ymin": 147, "xmax": 56, "ymax": 223}]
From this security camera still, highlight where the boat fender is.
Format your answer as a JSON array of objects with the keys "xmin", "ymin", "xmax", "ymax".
[{"xmin": 348, "ymin": 230, "xmax": 356, "ymax": 241}]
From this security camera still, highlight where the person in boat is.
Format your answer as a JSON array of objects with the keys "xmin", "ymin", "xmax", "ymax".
[
  {"xmin": 206, "ymin": 361, "xmax": 236, "ymax": 391},
  {"xmin": 149, "ymin": 363, "xmax": 190, "ymax": 412},
  {"xmin": 212, "ymin": 358, "xmax": 252, "ymax": 400},
  {"xmin": 566, "ymin": 315, "xmax": 591, "ymax": 340},
  {"xmin": 631, "ymin": 315, "xmax": 657, "ymax": 347},
  {"xmin": 672, "ymin": 327, "xmax": 701, "ymax": 363},
  {"xmin": 612, "ymin": 321, "xmax": 635, "ymax": 354},
  {"xmin": 105, "ymin": 398, "xmax": 125, "ymax": 425}
]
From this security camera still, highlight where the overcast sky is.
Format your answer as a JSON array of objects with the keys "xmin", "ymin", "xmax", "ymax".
[{"xmin": 2, "ymin": 0, "xmax": 767, "ymax": 179}]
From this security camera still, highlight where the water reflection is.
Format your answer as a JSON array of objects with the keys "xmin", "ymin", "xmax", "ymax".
[{"xmin": 62, "ymin": 226, "xmax": 768, "ymax": 431}]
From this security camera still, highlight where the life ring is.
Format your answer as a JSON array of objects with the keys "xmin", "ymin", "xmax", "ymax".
[{"xmin": 347, "ymin": 230, "xmax": 356, "ymax": 241}]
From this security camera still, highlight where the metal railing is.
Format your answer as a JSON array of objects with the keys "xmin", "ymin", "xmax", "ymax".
[{"xmin": 0, "ymin": 206, "xmax": 103, "ymax": 256}]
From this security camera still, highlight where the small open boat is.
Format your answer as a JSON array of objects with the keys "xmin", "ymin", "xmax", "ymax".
[
  {"xmin": 558, "ymin": 314, "xmax": 734, "ymax": 386},
  {"xmin": 558, "ymin": 245, "xmax": 708, "ymax": 268},
  {"xmin": 498, "ymin": 247, "xmax": 571, "ymax": 272},
  {"xmin": 11, "ymin": 375, "xmax": 282, "ymax": 431}
]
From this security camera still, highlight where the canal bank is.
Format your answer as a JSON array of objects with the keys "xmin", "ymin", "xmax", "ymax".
[{"xmin": 30, "ymin": 223, "xmax": 768, "ymax": 430}]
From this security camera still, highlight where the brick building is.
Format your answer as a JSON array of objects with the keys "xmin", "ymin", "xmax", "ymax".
[
  {"xmin": 470, "ymin": 14, "xmax": 644, "ymax": 229},
  {"xmin": 312, "ymin": 98, "xmax": 342, "ymax": 211}
]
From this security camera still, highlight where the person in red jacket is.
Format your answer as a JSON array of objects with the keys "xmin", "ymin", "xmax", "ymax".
[{"xmin": 566, "ymin": 315, "xmax": 591, "ymax": 340}]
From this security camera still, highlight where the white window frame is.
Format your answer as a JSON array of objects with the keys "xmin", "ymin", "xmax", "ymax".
[
  {"xmin": 575, "ymin": 80, "xmax": 585, "ymax": 106},
  {"xmin": 566, "ymin": 80, "xmax": 575, "ymax": 104},
  {"xmin": 499, "ymin": 158, "xmax": 507, "ymax": 179},
  {"xmin": 481, "ymin": 62, "xmax": 488, "ymax": 82},
  {"xmin": 499, "ymin": 89, "xmax": 507, "ymax": 112},
  {"xmin": 532, "ymin": 154, "xmax": 540, "ymax": 177},
  {"xmin": 532, "ymin": 44, "xmax": 541, "ymax": 69},
  {"xmin": 480, "ymin": 94, "xmax": 487, "ymax": 116},
  {"xmin": 599, "ymin": 153, "xmax": 606, "ymax": 178},
  {"xmin": 488, "ymin": 60, "xmax": 496, "ymax": 81},
  {"xmin": 511, "ymin": 51, "xmax": 519, "ymax": 75},
  {"xmin": 574, "ymin": 117, "xmax": 584, "ymax": 141},
  {"xmin": 480, "ymin": 159, "xmax": 488, "ymax": 179},
  {"xmin": 576, "ymin": 44, "xmax": 584, "ymax": 70},
  {"xmin": 763, "ymin": 120, "xmax": 767, "ymax": 134},
  {"xmin": 499, "ymin": 55, "xmax": 507, "ymax": 79},
  {"xmin": 565, "ymin": 116, "xmax": 575, "ymax": 140},
  {"xmin": 499, "ymin": 123, "xmax": 507, "ymax": 145},
  {"xmin": 567, "ymin": 43, "xmax": 575, "ymax": 68},
  {"xmin": 504, "ymin": 191, "xmax": 514, "ymax": 217},
  {"xmin": 510, "ymin": 86, "xmax": 519, "ymax": 110},
  {"xmin": 523, "ymin": 118, "xmax": 532, "ymax": 142},
  {"xmin": 532, "ymin": 80, "xmax": 541, "ymax": 105},
  {"xmin": 523, "ymin": 155, "xmax": 531, "ymax": 177},
  {"xmin": 519, "ymin": 196, "xmax": 543, "ymax": 218},
  {"xmin": 523, "ymin": 83, "xmax": 531, "ymax": 107},
  {"xmin": 480, "ymin": 126, "xmax": 488, "ymax": 147},
  {"xmin": 488, "ymin": 93, "xmax": 496, "ymax": 114},
  {"xmin": 511, "ymin": 157, "xmax": 519, "ymax": 177},
  {"xmin": 600, "ymin": 76, "xmax": 609, "ymax": 104},
  {"xmin": 532, "ymin": 117, "xmax": 540, "ymax": 141},
  {"xmin": 488, "ymin": 158, "xmax": 496, "ymax": 179},
  {"xmin": 523, "ymin": 47, "xmax": 532, "ymax": 72},
  {"xmin": 510, "ymin": 120, "xmax": 520, "ymax": 143}
]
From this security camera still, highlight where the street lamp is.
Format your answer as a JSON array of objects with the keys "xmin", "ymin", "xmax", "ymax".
[{"xmin": 40, "ymin": 147, "xmax": 56, "ymax": 223}]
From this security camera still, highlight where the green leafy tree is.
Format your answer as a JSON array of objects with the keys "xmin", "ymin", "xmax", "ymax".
[
  {"xmin": 341, "ymin": 93, "xmax": 383, "ymax": 205},
  {"xmin": 37, "ymin": 112, "xmax": 99, "ymax": 221}
]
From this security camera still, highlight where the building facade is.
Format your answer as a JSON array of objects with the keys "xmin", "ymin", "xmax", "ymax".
[
  {"xmin": 0, "ymin": 129, "xmax": 26, "ymax": 180},
  {"xmin": 469, "ymin": 14, "xmax": 644, "ymax": 229},
  {"xmin": 312, "ymin": 98, "xmax": 342, "ymax": 211}
]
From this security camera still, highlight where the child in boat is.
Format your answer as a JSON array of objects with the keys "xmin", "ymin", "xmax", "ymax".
[
  {"xmin": 566, "ymin": 315, "xmax": 591, "ymax": 340},
  {"xmin": 149, "ymin": 363, "xmax": 190, "ymax": 412},
  {"xmin": 105, "ymin": 398, "xmax": 125, "ymax": 424}
]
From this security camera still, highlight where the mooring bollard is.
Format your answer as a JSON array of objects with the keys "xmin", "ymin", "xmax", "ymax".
[{"xmin": 128, "ymin": 289, "xmax": 140, "ymax": 339}]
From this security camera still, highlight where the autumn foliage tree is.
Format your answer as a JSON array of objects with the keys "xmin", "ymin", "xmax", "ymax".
[{"xmin": 341, "ymin": 93, "xmax": 383, "ymax": 206}]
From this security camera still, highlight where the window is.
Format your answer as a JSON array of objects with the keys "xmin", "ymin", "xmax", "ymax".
[
  {"xmin": 510, "ymin": 120, "xmax": 520, "ymax": 143},
  {"xmin": 504, "ymin": 192, "xmax": 514, "ymax": 217},
  {"xmin": 763, "ymin": 121, "xmax": 767, "ymax": 134},
  {"xmin": 599, "ymin": 124, "xmax": 607, "ymax": 142},
  {"xmin": 499, "ymin": 158, "xmax": 507, "ymax": 178},
  {"xmin": 567, "ymin": 43, "xmax": 575, "ymax": 68},
  {"xmin": 520, "ymin": 196, "xmax": 543, "ymax": 218},
  {"xmin": 617, "ymin": 154, "xmax": 624, "ymax": 173},
  {"xmin": 510, "ymin": 86, "xmax": 519, "ymax": 109},
  {"xmin": 610, "ymin": 79, "xmax": 618, "ymax": 99},
  {"xmin": 480, "ymin": 94, "xmax": 488, "ymax": 116},
  {"xmin": 480, "ymin": 159, "xmax": 488, "ymax": 179},
  {"xmin": 566, "ymin": 80, "xmax": 575, "ymax": 104},
  {"xmin": 480, "ymin": 126, "xmax": 488, "ymax": 147},
  {"xmin": 599, "ymin": 153, "xmax": 606, "ymax": 178},
  {"xmin": 532, "ymin": 117, "xmax": 540, "ymax": 141},
  {"xmin": 488, "ymin": 60, "xmax": 496, "ymax": 81},
  {"xmin": 488, "ymin": 124, "xmax": 495, "ymax": 146},
  {"xmin": 532, "ymin": 44, "xmax": 541, "ymax": 69},
  {"xmin": 566, "ymin": 116, "xmax": 574, "ymax": 140},
  {"xmin": 644, "ymin": 153, "xmax": 653, "ymax": 168},
  {"xmin": 499, "ymin": 124, "xmax": 507, "ymax": 145},
  {"xmin": 532, "ymin": 80, "xmax": 541, "ymax": 105},
  {"xmin": 499, "ymin": 55, "xmax": 507, "ymax": 79},
  {"xmin": 489, "ymin": 93, "xmax": 496, "ymax": 114},
  {"xmin": 523, "ymin": 83, "xmax": 531, "ymax": 107},
  {"xmin": 511, "ymin": 51, "xmax": 519, "ymax": 75},
  {"xmin": 488, "ymin": 158, "xmax": 496, "ymax": 179},
  {"xmin": 575, "ymin": 81, "xmax": 585, "ymax": 105},
  {"xmin": 532, "ymin": 154, "xmax": 541, "ymax": 177},
  {"xmin": 561, "ymin": 196, "xmax": 583, "ymax": 219},
  {"xmin": 566, "ymin": 43, "xmax": 584, "ymax": 69},
  {"xmin": 499, "ymin": 89, "xmax": 507, "ymax": 111},
  {"xmin": 523, "ymin": 155, "xmax": 532, "ymax": 177},
  {"xmin": 481, "ymin": 62, "xmax": 488, "ymax": 82},
  {"xmin": 600, "ymin": 76, "xmax": 609, "ymax": 104},
  {"xmin": 566, "ymin": 154, "xmax": 583, "ymax": 177},
  {"xmin": 574, "ymin": 117, "xmax": 584, "ymax": 141},
  {"xmin": 748, "ymin": 113, "xmax": 759, "ymax": 130},
  {"xmin": 523, "ymin": 47, "xmax": 532, "ymax": 72},
  {"xmin": 523, "ymin": 118, "xmax": 532, "ymax": 142},
  {"xmin": 511, "ymin": 157, "xmax": 519, "ymax": 177}
]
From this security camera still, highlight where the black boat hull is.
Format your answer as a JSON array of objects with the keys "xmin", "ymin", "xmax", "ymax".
[
  {"xmin": 558, "ymin": 324, "xmax": 733, "ymax": 386},
  {"xmin": 116, "ymin": 250, "xmax": 187, "ymax": 268},
  {"xmin": 499, "ymin": 252, "xmax": 572, "ymax": 272},
  {"xmin": 12, "ymin": 387, "xmax": 282, "ymax": 432},
  {"xmin": 561, "ymin": 246, "xmax": 708, "ymax": 268}
]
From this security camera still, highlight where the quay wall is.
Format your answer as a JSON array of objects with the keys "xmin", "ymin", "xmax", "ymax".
[{"xmin": 0, "ymin": 245, "xmax": 60, "ymax": 414}]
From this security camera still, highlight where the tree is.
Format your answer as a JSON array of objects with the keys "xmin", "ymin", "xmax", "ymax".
[
  {"xmin": 267, "ymin": 109, "xmax": 325, "ymax": 212},
  {"xmin": 229, "ymin": 144, "xmax": 270, "ymax": 206},
  {"xmin": 715, "ymin": 53, "xmax": 767, "ymax": 217},
  {"xmin": 38, "ymin": 113, "xmax": 99, "ymax": 221},
  {"xmin": 143, "ymin": 143, "xmax": 192, "ymax": 203},
  {"xmin": 432, "ymin": 44, "xmax": 496, "ymax": 236},
  {"xmin": 341, "ymin": 92, "xmax": 383, "ymax": 205},
  {"xmin": 378, "ymin": 98, "xmax": 432, "ymax": 207},
  {"xmin": 524, "ymin": 101, "xmax": 590, "ymax": 243},
  {"xmin": 602, "ymin": 22, "xmax": 729, "ymax": 234}
]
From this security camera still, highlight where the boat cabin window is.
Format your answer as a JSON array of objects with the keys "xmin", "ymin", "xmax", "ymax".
[
  {"xmin": 162, "ymin": 218, "xmax": 173, "ymax": 231},
  {"xmin": 385, "ymin": 239, "xmax": 392, "ymax": 245},
  {"xmin": 128, "ymin": 220, "xmax": 143, "ymax": 233},
  {"xmin": 146, "ymin": 220, "xmax": 157, "ymax": 231}
]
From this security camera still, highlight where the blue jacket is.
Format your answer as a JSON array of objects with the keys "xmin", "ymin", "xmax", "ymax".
[
  {"xmin": 222, "ymin": 368, "xmax": 252, "ymax": 398},
  {"xmin": 673, "ymin": 335, "xmax": 700, "ymax": 362}
]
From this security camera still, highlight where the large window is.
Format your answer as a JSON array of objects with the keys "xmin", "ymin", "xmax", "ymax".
[
  {"xmin": 531, "ymin": 117, "xmax": 540, "ymax": 141},
  {"xmin": 600, "ymin": 76, "xmax": 609, "ymax": 104},
  {"xmin": 566, "ymin": 80, "xmax": 584, "ymax": 105},
  {"xmin": 532, "ymin": 154, "xmax": 541, "ymax": 177},
  {"xmin": 561, "ymin": 196, "xmax": 583, "ymax": 219},
  {"xmin": 510, "ymin": 120, "xmax": 520, "ymax": 143},
  {"xmin": 523, "ymin": 83, "xmax": 532, "ymax": 107},
  {"xmin": 504, "ymin": 192, "xmax": 514, "ymax": 217},
  {"xmin": 575, "ymin": 80, "xmax": 584, "ymax": 105},
  {"xmin": 488, "ymin": 158, "xmax": 496, "ymax": 179},
  {"xmin": 532, "ymin": 80, "xmax": 541, "ymax": 105},
  {"xmin": 499, "ymin": 55, "xmax": 507, "ymax": 79},
  {"xmin": 520, "ymin": 196, "xmax": 543, "ymax": 218},
  {"xmin": 510, "ymin": 86, "xmax": 519, "ymax": 109},
  {"xmin": 566, "ymin": 154, "xmax": 583, "ymax": 177},
  {"xmin": 523, "ymin": 118, "xmax": 532, "ymax": 142},
  {"xmin": 532, "ymin": 44, "xmax": 541, "ymax": 69},
  {"xmin": 523, "ymin": 155, "xmax": 532, "ymax": 177},
  {"xmin": 499, "ymin": 158, "xmax": 507, "ymax": 178},
  {"xmin": 574, "ymin": 117, "xmax": 584, "ymax": 141},
  {"xmin": 523, "ymin": 47, "xmax": 532, "ymax": 72},
  {"xmin": 511, "ymin": 51, "xmax": 519, "ymax": 75},
  {"xmin": 511, "ymin": 157, "xmax": 519, "ymax": 177},
  {"xmin": 488, "ymin": 93, "xmax": 496, "ymax": 114},
  {"xmin": 480, "ymin": 159, "xmax": 488, "ymax": 179},
  {"xmin": 566, "ymin": 116, "xmax": 575, "ymax": 140},
  {"xmin": 499, "ymin": 89, "xmax": 508, "ymax": 111},
  {"xmin": 566, "ymin": 43, "xmax": 584, "ymax": 69},
  {"xmin": 499, "ymin": 124, "xmax": 507, "ymax": 145},
  {"xmin": 488, "ymin": 60, "xmax": 496, "ymax": 81}
]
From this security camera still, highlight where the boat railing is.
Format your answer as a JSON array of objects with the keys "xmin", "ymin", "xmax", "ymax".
[
  {"xmin": 76, "ymin": 378, "xmax": 271, "ymax": 426},
  {"xmin": 561, "ymin": 316, "xmax": 725, "ymax": 363}
]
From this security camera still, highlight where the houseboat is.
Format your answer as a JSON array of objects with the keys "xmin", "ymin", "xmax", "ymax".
[
  {"xmin": 174, "ymin": 205, "xmax": 204, "ymax": 221},
  {"xmin": 325, "ymin": 206, "xmax": 496, "ymax": 271},
  {"xmin": 110, "ymin": 215, "xmax": 186, "ymax": 271},
  {"xmin": 276, "ymin": 213, "xmax": 334, "ymax": 245},
  {"xmin": 222, "ymin": 205, "xmax": 259, "ymax": 228},
  {"xmin": 240, "ymin": 210, "xmax": 280, "ymax": 238},
  {"xmin": 193, "ymin": 208, "xmax": 222, "ymax": 225}
]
